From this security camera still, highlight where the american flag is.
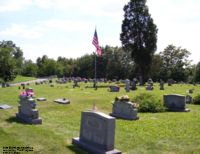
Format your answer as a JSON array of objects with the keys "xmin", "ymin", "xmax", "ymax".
[{"xmin": 92, "ymin": 29, "xmax": 102, "ymax": 56}]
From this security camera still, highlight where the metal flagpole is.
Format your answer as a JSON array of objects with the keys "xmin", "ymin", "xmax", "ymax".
[
  {"xmin": 95, "ymin": 53, "xmax": 97, "ymax": 80},
  {"xmin": 94, "ymin": 52, "xmax": 97, "ymax": 89}
]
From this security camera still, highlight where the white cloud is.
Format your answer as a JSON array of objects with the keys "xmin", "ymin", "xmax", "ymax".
[
  {"xmin": 1, "ymin": 0, "xmax": 200, "ymax": 64},
  {"xmin": 0, "ymin": 24, "xmax": 44, "ymax": 39},
  {"xmin": 40, "ymin": 19, "xmax": 93, "ymax": 32},
  {"xmin": 0, "ymin": 0, "xmax": 32, "ymax": 12}
]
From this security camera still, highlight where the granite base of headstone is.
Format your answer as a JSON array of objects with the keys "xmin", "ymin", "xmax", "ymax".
[
  {"xmin": 54, "ymin": 98, "xmax": 70, "ymax": 104},
  {"xmin": 110, "ymin": 96, "xmax": 139, "ymax": 120},
  {"xmin": 16, "ymin": 96, "xmax": 42, "ymax": 124},
  {"xmin": 146, "ymin": 84, "xmax": 153, "ymax": 90},
  {"xmin": 163, "ymin": 94, "xmax": 190, "ymax": 112},
  {"xmin": 72, "ymin": 111, "xmax": 121, "ymax": 154}
]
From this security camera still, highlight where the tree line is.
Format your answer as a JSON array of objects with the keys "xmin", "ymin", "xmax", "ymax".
[
  {"xmin": 1, "ymin": 0, "xmax": 200, "ymax": 84},
  {"xmin": 0, "ymin": 40, "xmax": 200, "ymax": 84}
]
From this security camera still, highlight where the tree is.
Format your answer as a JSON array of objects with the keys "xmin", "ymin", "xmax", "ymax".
[
  {"xmin": 0, "ymin": 40, "xmax": 24, "ymax": 74},
  {"xmin": 120, "ymin": 0, "xmax": 157, "ymax": 84},
  {"xmin": 159, "ymin": 44, "xmax": 191, "ymax": 81},
  {"xmin": 36, "ymin": 55, "xmax": 57, "ymax": 77},
  {"xmin": 22, "ymin": 60, "xmax": 38, "ymax": 77},
  {"xmin": 150, "ymin": 54, "xmax": 162, "ymax": 81},
  {"xmin": 195, "ymin": 62, "xmax": 200, "ymax": 83},
  {"xmin": 0, "ymin": 48, "xmax": 17, "ymax": 83}
]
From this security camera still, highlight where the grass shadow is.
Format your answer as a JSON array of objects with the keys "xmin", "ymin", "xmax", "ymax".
[
  {"xmin": 67, "ymin": 145, "xmax": 88, "ymax": 154},
  {"xmin": 5, "ymin": 116, "xmax": 25, "ymax": 124}
]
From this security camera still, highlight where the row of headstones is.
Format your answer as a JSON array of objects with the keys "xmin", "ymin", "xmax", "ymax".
[
  {"xmin": 110, "ymin": 79, "xmax": 164, "ymax": 92},
  {"xmin": 15, "ymin": 92, "xmax": 190, "ymax": 153}
]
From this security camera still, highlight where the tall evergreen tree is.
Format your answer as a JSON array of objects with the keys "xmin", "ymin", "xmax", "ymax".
[{"xmin": 120, "ymin": 0, "xmax": 157, "ymax": 84}]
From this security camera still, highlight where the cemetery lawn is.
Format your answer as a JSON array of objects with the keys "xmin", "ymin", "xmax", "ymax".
[
  {"xmin": 0, "ymin": 82, "xmax": 200, "ymax": 154},
  {"xmin": 8, "ymin": 75, "xmax": 37, "ymax": 84}
]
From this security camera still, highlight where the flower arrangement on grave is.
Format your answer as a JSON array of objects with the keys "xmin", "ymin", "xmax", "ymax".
[
  {"xmin": 19, "ymin": 88, "xmax": 35, "ymax": 98},
  {"xmin": 115, "ymin": 95, "xmax": 130, "ymax": 101},
  {"xmin": 114, "ymin": 95, "xmax": 139, "ymax": 108}
]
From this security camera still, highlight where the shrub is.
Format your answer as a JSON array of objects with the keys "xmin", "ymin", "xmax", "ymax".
[
  {"xmin": 193, "ymin": 94, "xmax": 200, "ymax": 105},
  {"xmin": 133, "ymin": 93, "xmax": 166, "ymax": 113}
]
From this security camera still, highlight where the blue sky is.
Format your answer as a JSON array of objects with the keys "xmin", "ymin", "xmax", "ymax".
[{"xmin": 0, "ymin": 0, "xmax": 200, "ymax": 64}]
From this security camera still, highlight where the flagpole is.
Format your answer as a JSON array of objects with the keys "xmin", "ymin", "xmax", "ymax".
[
  {"xmin": 95, "ymin": 52, "xmax": 97, "ymax": 81},
  {"xmin": 94, "ymin": 52, "xmax": 97, "ymax": 89}
]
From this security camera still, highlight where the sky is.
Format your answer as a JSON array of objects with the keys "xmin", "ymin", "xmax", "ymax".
[{"xmin": 0, "ymin": 0, "xmax": 200, "ymax": 64}]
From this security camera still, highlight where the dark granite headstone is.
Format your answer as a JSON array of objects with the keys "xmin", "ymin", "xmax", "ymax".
[
  {"xmin": 163, "ymin": 94, "xmax": 190, "ymax": 112},
  {"xmin": 16, "ymin": 96, "xmax": 42, "ymax": 124},
  {"xmin": 110, "ymin": 86, "xmax": 120, "ymax": 92},
  {"xmin": 131, "ymin": 78, "xmax": 137, "ymax": 90},
  {"xmin": 185, "ymin": 95, "xmax": 192, "ymax": 104},
  {"xmin": 125, "ymin": 79, "xmax": 130, "ymax": 92},
  {"xmin": 160, "ymin": 80, "xmax": 164, "ymax": 90}
]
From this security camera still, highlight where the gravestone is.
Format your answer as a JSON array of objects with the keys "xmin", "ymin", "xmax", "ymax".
[
  {"xmin": 146, "ymin": 84, "xmax": 153, "ymax": 91},
  {"xmin": 125, "ymin": 79, "xmax": 130, "ymax": 92},
  {"xmin": 163, "ymin": 94, "xmax": 190, "ymax": 112},
  {"xmin": 73, "ymin": 79, "xmax": 80, "ymax": 88},
  {"xmin": 110, "ymin": 85, "xmax": 120, "ymax": 92},
  {"xmin": 148, "ymin": 78, "xmax": 153, "ymax": 86},
  {"xmin": 72, "ymin": 111, "xmax": 121, "ymax": 154},
  {"xmin": 168, "ymin": 79, "xmax": 174, "ymax": 86},
  {"xmin": 110, "ymin": 96, "xmax": 139, "ymax": 120},
  {"xmin": 160, "ymin": 80, "xmax": 164, "ymax": 90},
  {"xmin": 131, "ymin": 78, "xmax": 137, "ymax": 90},
  {"xmin": 16, "ymin": 95, "xmax": 42, "ymax": 124},
  {"xmin": 185, "ymin": 95, "xmax": 192, "ymax": 104},
  {"xmin": 188, "ymin": 89, "xmax": 193, "ymax": 94}
]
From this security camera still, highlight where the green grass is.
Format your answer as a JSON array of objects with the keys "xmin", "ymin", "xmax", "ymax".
[
  {"xmin": 0, "ymin": 82, "xmax": 200, "ymax": 154},
  {"xmin": 8, "ymin": 75, "xmax": 37, "ymax": 84}
]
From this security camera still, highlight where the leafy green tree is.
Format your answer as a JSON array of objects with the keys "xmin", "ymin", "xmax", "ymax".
[
  {"xmin": 36, "ymin": 55, "xmax": 57, "ymax": 77},
  {"xmin": 0, "ymin": 48, "xmax": 17, "ymax": 82},
  {"xmin": 150, "ymin": 54, "xmax": 162, "ymax": 81},
  {"xmin": 185, "ymin": 64, "xmax": 196, "ymax": 83},
  {"xmin": 0, "ymin": 40, "xmax": 24, "ymax": 74},
  {"xmin": 57, "ymin": 57, "xmax": 75, "ymax": 77},
  {"xmin": 22, "ymin": 60, "xmax": 38, "ymax": 77},
  {"xmin": 159, "ymin": 44, "xmax": 191, "ymax": 82},
  {"xmin": 102, "ymin": 46, "xmax": 134, "ymax": 79},
  {"xmin": 76, "ymin": 54, "xmax": 94, "ymax": 78},
  {"xmin": 120, "ymin": 0, "xmax": 157, "ymax": 84},
  {"xmin": 195, "ymin": 62, "xmax": 200, "ymax": 82}
]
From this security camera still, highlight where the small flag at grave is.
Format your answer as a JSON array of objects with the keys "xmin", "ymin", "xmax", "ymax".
[
  {"xmin": 92, "ymin": 29, "xmax": 102, "ymax": 56},
  {"xmin": 92, "ymin": 102, "xmax": 97, "ymax": 111}
]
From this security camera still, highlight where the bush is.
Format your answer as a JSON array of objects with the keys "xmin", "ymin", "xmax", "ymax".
[
  {"xmin": 133, "ymin": 93, "xmax": 166, "ymax": 113},
  {"xmin": 193, "ymin": 94, "xmax": 200, "ymax": 105}
]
